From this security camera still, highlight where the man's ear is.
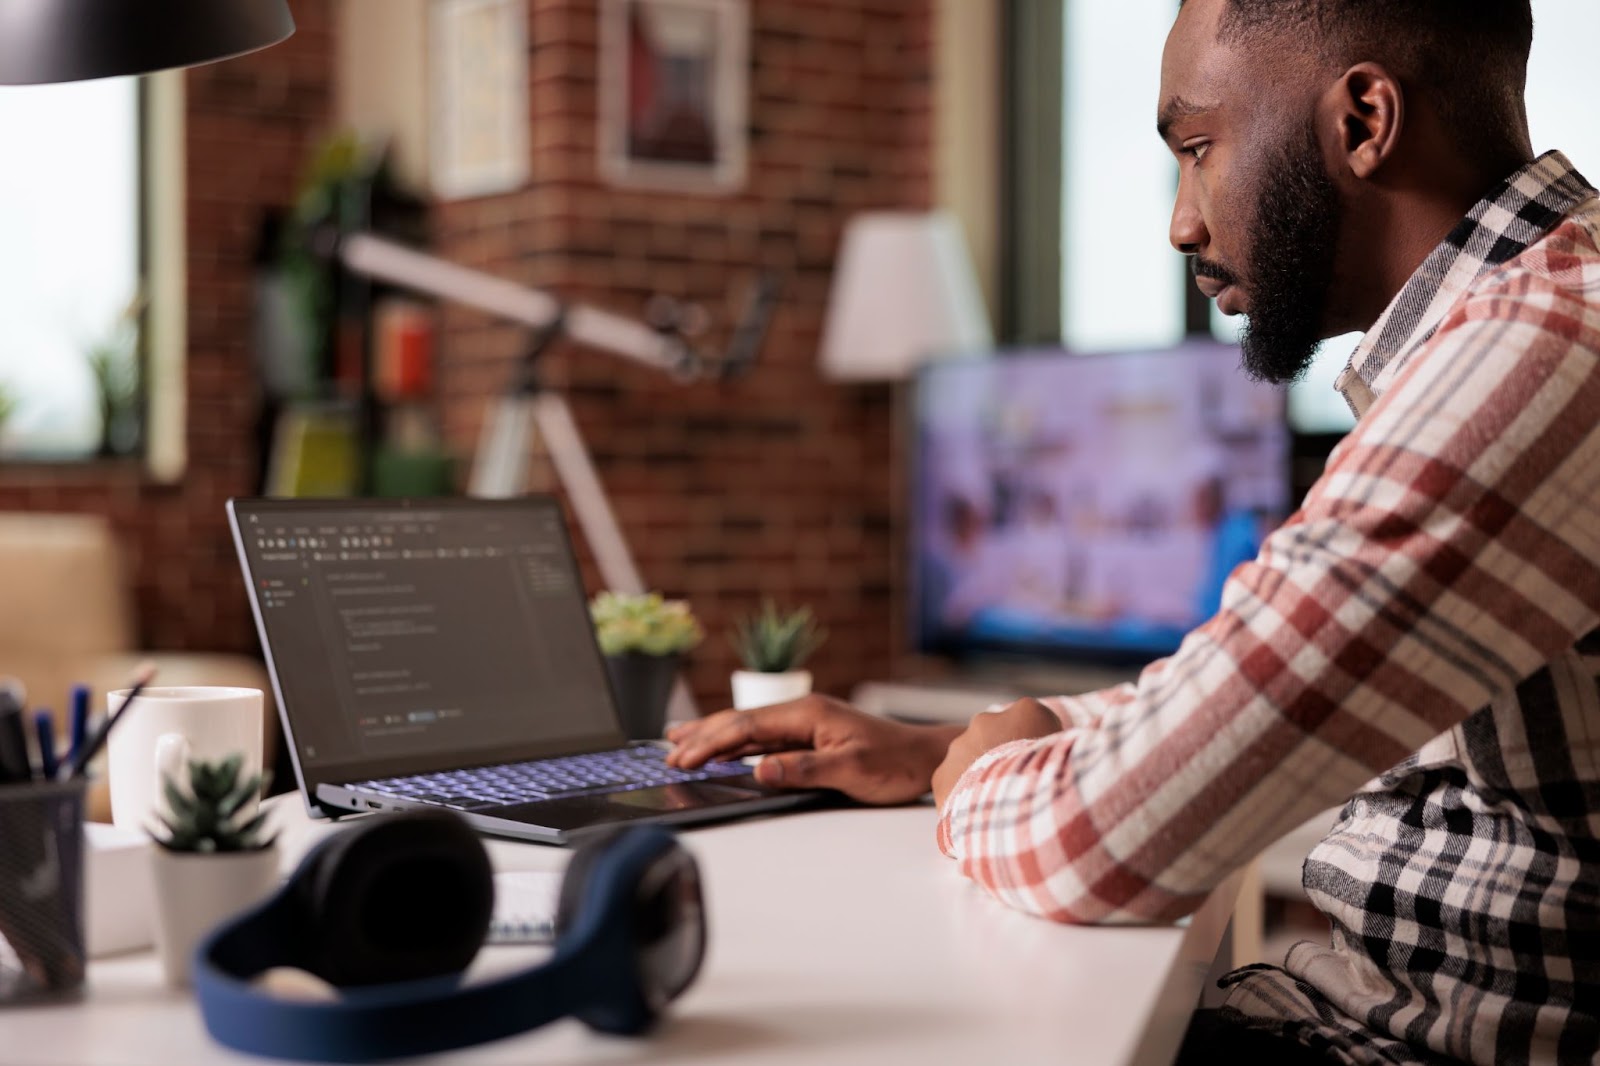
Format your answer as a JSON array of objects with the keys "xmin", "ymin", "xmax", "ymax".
[{"xmin": 1322, "ymin": 62, "xmax": 1403, "ymax": 180}]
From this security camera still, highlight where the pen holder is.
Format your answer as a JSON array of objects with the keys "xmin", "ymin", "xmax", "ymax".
[{"xmin": 0, "ymin": 778, "xmax": 88, "ymax": 1003}]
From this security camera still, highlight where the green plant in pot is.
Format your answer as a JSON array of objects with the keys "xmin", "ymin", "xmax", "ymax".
[
  {"xmin": 147, "ymin": 755, "xmax": 277, "ymax": 987},
  {"xmin": 729, "ymin": 600, "xmax": 827, "ymax": 710},
  {"xmin": 591, "ymin": 591, "xmax": 703, "ymax": 740},
  {"xmin": 85, "ymin": 296, "xmax": 144, "ymax": 457},
  {"xmin": 0, "ymin": 382, "xmax": 17, "ymax": 452}
]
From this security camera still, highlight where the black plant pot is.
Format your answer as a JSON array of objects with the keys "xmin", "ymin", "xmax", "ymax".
[{"xmin": 603, "ymin": 652, "xmax": 681, "ymax": 740}]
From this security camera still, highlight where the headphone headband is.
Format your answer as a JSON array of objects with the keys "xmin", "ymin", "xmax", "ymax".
[{"xmin": 193, "ymin": 815, "xmax": 697, "ymax": 1062}]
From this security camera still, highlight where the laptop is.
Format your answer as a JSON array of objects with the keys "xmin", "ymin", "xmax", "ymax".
[{"xmin": 227, "ymin": 496, "xmax": 821, "ymax": 843}]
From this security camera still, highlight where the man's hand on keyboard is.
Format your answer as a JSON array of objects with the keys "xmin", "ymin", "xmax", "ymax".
[{"xmin": 665, "ymin": 695, "xmax": 963, "ymax": 805}]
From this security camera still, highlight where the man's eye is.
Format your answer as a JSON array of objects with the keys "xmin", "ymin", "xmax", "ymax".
[{"xmin": 1184, "ymin": 142, "xmax": 1210, "ymax": 163}]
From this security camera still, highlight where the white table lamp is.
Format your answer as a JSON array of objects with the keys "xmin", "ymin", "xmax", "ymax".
[{"xmin": 819, "ymin": 211, "xmax": 993, "ymax": 382}]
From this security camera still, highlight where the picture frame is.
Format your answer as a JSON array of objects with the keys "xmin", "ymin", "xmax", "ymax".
[
  {"xmin": 430, "ymin": 0, "xmax": 530, "ymax": 201},
  {"xmin": 598, "ymin": 0, "xmax": 749, "ymax": 194}
]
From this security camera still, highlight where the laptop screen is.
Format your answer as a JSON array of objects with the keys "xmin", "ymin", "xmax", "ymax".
[{"xmin": 229, "ymin": 497, "xmax": 626, "ymax": 801}]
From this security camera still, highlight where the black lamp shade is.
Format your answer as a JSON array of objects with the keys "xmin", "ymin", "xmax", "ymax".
[{"xmin": 0, "ymin": 0, "xmax": 294, "ymax": 85}]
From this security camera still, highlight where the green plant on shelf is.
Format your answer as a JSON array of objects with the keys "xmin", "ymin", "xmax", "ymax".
[
  {"xmin": 590, "ymin": 591, "xmax": 704, "ymax": 657},
  {"xmin": 155, "ymin": 755, "xmax": 274, "ymax": 854},
  {"xmin": 730, "ymin": 600, "xmax": 827, "ymax": 674},
  {"xmin": 281, "ymin": 130, "xmax": 377, "ymax": 395}
]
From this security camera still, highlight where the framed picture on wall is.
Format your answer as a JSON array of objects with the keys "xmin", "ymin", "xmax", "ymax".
[
  {"xmin": 598, "ymin": 0, "xmax": 749, "ymax": 194},
  {"xmin": 431, "ymin": 0, "xmax": 530, "ymax": 200}
]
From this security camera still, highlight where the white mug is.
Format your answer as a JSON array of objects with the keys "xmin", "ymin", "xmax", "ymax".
[{"xmin": 106, "ymin": 687, "xmax": 264, "ymax": 834}]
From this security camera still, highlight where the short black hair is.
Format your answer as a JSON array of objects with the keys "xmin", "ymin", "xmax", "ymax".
[{"xmin": 1189, "ymin": 0, "xmax": 1534, "ymax": 165}]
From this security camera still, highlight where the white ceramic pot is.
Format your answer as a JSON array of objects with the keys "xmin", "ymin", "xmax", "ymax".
[
  {"xmin": 730, "ymin": 670, "xmax": 813, "ymax": 711},
  {"xmin": 149, "ymin": 845, "xmax": 279, "ymax": 987}
]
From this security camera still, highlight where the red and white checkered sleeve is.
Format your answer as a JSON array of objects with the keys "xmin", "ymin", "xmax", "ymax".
[{"xmin": 935, "ymin": 286, "xmax": 1600, "ymax": 924}]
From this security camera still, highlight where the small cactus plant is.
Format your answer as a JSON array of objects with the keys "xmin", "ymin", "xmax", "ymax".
[
  {"xmin": 730, "ymin": 600, "xmax": 827, "ymax": 673},
  {"xmin": 154, "ymin": 755, "xmax": 273, "ymax": 853}
]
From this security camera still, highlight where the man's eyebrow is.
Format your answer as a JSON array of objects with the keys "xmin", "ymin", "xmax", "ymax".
[{"xmin": 1156, "ymin": 95, "xmax": 1216, "ymax": 143}]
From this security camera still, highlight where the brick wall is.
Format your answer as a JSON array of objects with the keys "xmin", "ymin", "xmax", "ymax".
[
  {"xmin": 433, "ymin": 0, "xmax": 933, "ymax": 708},
  {"xmin": 0, "ymin": 0, "xmax": 336, "ymax": 655},
  {"xmin": 0, "ymin": 0, "xmax": 935, "ymax": 713}
]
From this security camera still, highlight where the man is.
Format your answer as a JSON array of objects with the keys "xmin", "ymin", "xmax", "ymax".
[{"xmin": 669, "ymin": 0, "xmax": 1600, "ymax": 1062}]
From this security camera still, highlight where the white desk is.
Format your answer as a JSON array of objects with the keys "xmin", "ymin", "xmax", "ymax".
[{"xmin": 6, "ymin": 800, "xmax": 1240, "ymax": 1066}]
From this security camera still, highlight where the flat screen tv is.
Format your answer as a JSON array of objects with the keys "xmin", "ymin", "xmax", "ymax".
[{"xmin": 912, "ymin": 343, "xmax": 1290, "ymax": 664}]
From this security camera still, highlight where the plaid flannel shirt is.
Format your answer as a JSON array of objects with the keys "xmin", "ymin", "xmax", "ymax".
[{"xmin": 936, "ymin": 151, "xmax": 1600, "ymax": 1066}]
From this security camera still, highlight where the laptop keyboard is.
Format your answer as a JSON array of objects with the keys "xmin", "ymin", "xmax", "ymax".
[{"xmin": 352, "ymin": 745, "xmax": 752, "ymax": 811}]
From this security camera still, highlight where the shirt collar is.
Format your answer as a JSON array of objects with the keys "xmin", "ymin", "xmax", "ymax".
[{"xmin": 1335, "ymin": 150, "xmax": 1596, "ymax": 417}]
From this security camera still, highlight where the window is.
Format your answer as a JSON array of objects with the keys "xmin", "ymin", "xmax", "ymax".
[
  {"xmin": 0, "ymin": 77, "xmax": 142, "ymax": 459},
  {"xmin": 1524, "ymin": 2, "xmax": 1600, "ymax": 182},
  {"xmin": 1051, "ymin": 0, "xmax": 1600, "ymax": 437},
  {"xmin": 1060, "ymin": 0, "xmax": 1184, "ymax": 353}
]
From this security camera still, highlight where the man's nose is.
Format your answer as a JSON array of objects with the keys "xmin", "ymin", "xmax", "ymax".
[{"xmin": 1169, "ymin": 178, "xmax": 1208, "ymax": 255}]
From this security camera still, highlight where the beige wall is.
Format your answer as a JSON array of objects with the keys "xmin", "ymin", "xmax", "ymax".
[
  {"xmin": 336, "ymin": 0, "xmax": 430, "ymax": 190},
  {"xmin": 935, "ymin": 0, "xmax": 1001, "ymax": 324}
]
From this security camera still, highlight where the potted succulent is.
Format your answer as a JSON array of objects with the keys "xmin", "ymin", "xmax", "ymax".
[
  {"xmin": 730, "ymin": 601, "xmax": 827, "ymax": 710},
  {"xmin": 591, "ymin": 591, "xmax": 704, "ymax": 740},
  {"xmin": 148, "ymin": 754, "xmax": 277, "ymax": 987}
]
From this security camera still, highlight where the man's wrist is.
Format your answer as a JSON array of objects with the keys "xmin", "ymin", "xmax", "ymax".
[{"xmin": 918, "ymin": 723, "xmax": 965, "ymax": 771}]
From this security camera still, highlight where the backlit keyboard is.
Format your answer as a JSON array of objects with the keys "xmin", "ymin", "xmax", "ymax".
[{"xmin": 352, "ymin": 745, "xmax": 750, "ymax": 811}]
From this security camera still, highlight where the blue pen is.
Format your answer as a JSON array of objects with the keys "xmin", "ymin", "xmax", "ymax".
[
  {"xmin": 69, "ymin": 684, "xmax": 90, "ymax": 766},
  {"xmin": 33, "ymin": 710, "xmax": 58, "ymax": 780}
]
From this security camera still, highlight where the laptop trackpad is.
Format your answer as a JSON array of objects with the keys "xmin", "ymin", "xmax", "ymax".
[{"xmin": 499, "ymin": 781, "xmax": 768, "ymax": 832}]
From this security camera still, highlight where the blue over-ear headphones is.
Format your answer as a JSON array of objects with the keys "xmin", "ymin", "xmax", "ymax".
[{"xmin": 192, "ymin": 811, "xmax": 706, "ymax": 1062}]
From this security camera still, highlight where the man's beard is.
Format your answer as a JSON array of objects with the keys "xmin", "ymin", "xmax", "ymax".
[{"xmin": 1197, "ymin": 123, "xmax": 1343, "ymax": 384}]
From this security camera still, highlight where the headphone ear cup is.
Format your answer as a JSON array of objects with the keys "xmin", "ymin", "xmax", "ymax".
[
  {"xmin": 298, "ymin": 811, "xmax": 493, "ymax": 987},
  {"xmin": 555, "ymin": 826, "xmax": 629, "ymax": 940},
  {"xmin": 288, "ymin": 819, "xmax": 375, "ymax": 927}
]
